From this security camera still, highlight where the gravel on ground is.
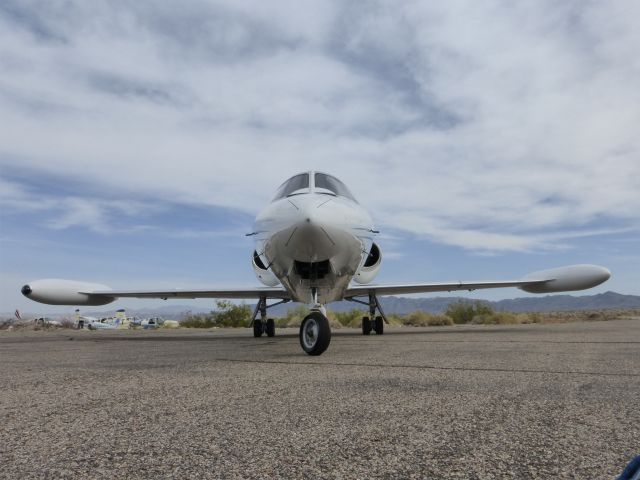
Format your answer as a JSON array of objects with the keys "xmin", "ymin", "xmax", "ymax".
[{"xmin": 1, "ymin": 319, "xmax": 638, "ymax": 479}]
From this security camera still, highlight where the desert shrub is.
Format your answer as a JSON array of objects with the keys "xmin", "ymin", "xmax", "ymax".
[
  {"xmin": 213, "ymin": 300, "xmax": 251, "ymax": 327},
  {"xmin": 472, "ymin": 311, "xmax": 519, "ymax": 325},
  {"xmin": 181, "ymin": 315, "xmax": 216, "ymax": 328},
  {"xmin": 33, "ymin": 319, "xmax": 62, "ymax": 330},
  {"xmin": 324, "ymin": 314, "xmax": 345, "ymax": 329},
  {"xmin": 0, "ymin": 318, "xmax": 15, "ymax": 330},
  {"xmin": 515, "ymin": 313, "xmax": 535, "ymax": 324},
  {"xmin": 528, "ymin": 312, "xmax": 543, "ymax": 323},
  {"xmin": 275, "ymin": 305, "xmax": 308, "ymax": 328},
  {"xmin": 272, "ymin": 305, "xmax": 350, "ymax": 328},
  {"xmin": 274, "ymin": 317, "xmax": 291, "ymax": 328},
  {"xmin": 386, "ymin": 314, "xmax": 404, "ymax": 326},
  {"xmin": 332, "ymin": 310, "xmax": 408, "ymax": 327},
  {"xmin": 426, "ymin": 314, "xmax": 454, "ymax": 326},
  {"xmin": 445, "ymin": 300, "xmax": 494, "ymax": 324},
  {"xmin": 332, "ymin": 309, "xmax": 366, "ymax": 328},
  {"xmin": 404, "ymin": 311, "xmax": 431, "ymax": 326},
  {"xmin": 403, "ymin": 311, "xmax": 453, "ymax": 326},
  {"xmin": 181, "ymin": 301, "xmax": 251, "ymax": 328},
  {"xmin": 583, "ymin": 311, "xmax": 618, "ymax": 322},
  {"xmin": 59, "ymin": 319, "xmax": 76, "ymax": 329}
]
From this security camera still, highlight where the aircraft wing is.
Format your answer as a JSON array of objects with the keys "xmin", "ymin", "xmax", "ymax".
[
  {"xmin": 22, "ymin": 265, "xmax": 609, "ymax": 306},
  {"xmin": 344, "ymin": 264, "xmax": 611, "ymax": 298},
  {"xmin": 344, "ymin": 280, "xmax": 542, "ymax": 298},
  {"xmin": 87, "ymin": 287, "xmax": 291, "ymax": 300},
  {"xmin": 20, "ymin": 279, "xmax": 292, "ymax": 306}
]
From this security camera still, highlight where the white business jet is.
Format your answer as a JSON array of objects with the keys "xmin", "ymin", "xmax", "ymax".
[{"xmin": 21, "ymin": 171, "xmax": 611, "ymax": 355}]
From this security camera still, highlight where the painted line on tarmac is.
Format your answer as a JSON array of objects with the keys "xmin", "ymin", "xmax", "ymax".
[
  {"xmin": 212, "ymin": 357, "xmax": 640, "ymax": 378},
  {"xmin": 382, "ymin": 339, "xmax": 640, "ymax": 344}
]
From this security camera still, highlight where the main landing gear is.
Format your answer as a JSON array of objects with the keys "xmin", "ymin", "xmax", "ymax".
[
  {"xmin": 253, "ymin": 318, "xmax": 275, "ymax": 337},
  {"xmin": 346, "ymin": 292, "xmax": 388, "ymax": 336},
  {"xmin": 251, "ymin": 296, "xmax": 289, "ymax": 338},
  {"xmin": 361, "ymin": 315, "xmax": 384, "ymax": 335}
]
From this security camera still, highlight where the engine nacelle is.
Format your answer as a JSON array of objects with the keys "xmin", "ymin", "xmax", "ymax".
[
  {"xmin": 21, "ymin": 279, "xmax": 116, "ymax": 306},
  {"xmin": 519, "ymin": 264, "xmax": 611, "ymax": 293},
  {"xmin": 354, "ymin": 242, "xmax": 382, "ymax": 284},
  {"xmin": 252, "ymin": 251, "xmax": 280, "ymax": 287}
]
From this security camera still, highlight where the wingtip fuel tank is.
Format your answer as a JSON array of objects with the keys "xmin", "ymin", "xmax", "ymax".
[
  {"xmin": 519, "ymin": 265, "xmax": 611, "ymax": 294},
  {"xmin": 21, "ymin": 279, "xmax": 116, "ymax": 306}
]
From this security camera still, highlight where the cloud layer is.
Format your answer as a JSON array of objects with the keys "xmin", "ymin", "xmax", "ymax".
[{"xmin": 1, "ymin": 0, "xmax": 639, "ymax": 252}]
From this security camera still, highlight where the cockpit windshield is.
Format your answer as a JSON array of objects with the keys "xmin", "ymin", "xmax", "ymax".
[
  {"xmin": 272, "ymin": 173, "xmax": 310, "ymax": 201},
  {"xmin": 314, "ymin": 173, "xmax": 357, "ymax": 202}
]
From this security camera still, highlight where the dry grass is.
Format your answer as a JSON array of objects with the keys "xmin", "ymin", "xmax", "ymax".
[
  {"xmin": 327, "ymin": 308, "xmax": 640, "ymax": 327},
  {"xmin": 0, "ymin": 317, "xmax": 76, "ymax": 331},
  {"xmin": 468, "ymin": 309, "xmax": 640, "ymax": 325},
  {"xmin": 2, "ymin": 309, "xmax": 638, "ymax": 332},
  {"xmin": 403, "ymin": 311, "xmax": 454, "ymax": 326},
  {"xmin": 525, "ymin": 309, "xmax": 636, "ymax": 324},
  {"xmin": 472, "ymin": 312, "xmax": 520, "ymax": 325}
]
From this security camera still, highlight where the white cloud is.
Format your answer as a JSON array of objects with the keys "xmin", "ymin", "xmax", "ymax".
[
  {"xmin": 0, "ymin": 178, "xmax": 157, "ymax": 233},
  {"xmin": 1, "ymin": 0, "xmax": 639, "ymax": 252}
]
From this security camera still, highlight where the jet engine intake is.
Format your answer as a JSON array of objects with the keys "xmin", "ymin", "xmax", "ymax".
[
  {"xmin": 354, "ymin": 242, "xmax": 382, "ymax": 284},
  {"xmin": 252, "ymin": 251, "xmax": 280, "ymax": 287}
]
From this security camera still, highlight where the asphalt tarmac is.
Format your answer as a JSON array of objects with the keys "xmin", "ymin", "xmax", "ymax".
[{"xmin": 1, "ymin": 319, "xmax": 639, "ymax": 479}]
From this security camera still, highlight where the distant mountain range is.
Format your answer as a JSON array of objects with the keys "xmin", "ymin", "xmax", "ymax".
[
  {"xmin": 5, "ymin": 291, "xmax": 639, "ymax": 320},
  {"xmin": 374, "ymin": 291, "xmax": 640, "ymax": 315}
]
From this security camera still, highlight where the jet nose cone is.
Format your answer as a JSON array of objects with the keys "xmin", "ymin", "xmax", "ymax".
[
  {"xmin": 21, "ymin": 284, "xmax": 32, "ymax": 297},
  {"xmin": 298, "ymin": 197, "xmax": 333, "ymax": 226}
]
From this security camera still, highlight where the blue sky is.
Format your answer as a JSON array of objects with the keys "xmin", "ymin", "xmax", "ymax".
[{"xmin": 1, "ymin": 1, "xmax": 639, "ymax": 314}]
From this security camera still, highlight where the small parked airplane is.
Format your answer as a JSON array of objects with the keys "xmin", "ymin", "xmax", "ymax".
[
  {"xmin": 21, "ymin": 172, "xmax": 611, "ymax": 355},
  {"xmin": 74, "ymin": 309, "xmax": 98, "ymax": 329}
]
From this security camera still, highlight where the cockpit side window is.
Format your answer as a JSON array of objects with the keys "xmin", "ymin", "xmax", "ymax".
[
  {"xmin": 314, "ymin": 173, "xmax": 357, "ymax": 202},
  {"xmin": 272, "ymin": 173, "xmax": 310, "ymax": 200}
]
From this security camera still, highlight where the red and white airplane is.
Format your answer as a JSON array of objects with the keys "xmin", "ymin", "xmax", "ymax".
[{"xmin": 21, "ymin": 171, "xmax": 611, "ymax": 355}]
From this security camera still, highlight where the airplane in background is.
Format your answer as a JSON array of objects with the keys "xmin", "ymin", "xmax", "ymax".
[
  {"xmin": 74, "ymin": 309, "xmax": 98, "ymax": 329},
  {"xmin": 140, "ymin": 317, "xmax": 180, "ymax": 329},
  {"xmin": 21, "ymin": 171, "xmax": 611, "ymax": 355},
  {"xmin": 74, "ymin": 308, "xmax": 179, "ymax": 330}
]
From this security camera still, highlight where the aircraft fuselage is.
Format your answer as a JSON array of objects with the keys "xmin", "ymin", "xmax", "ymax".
[{"xmin": 252, "ymin": 172, "xmax": 376, "ymax": 305}]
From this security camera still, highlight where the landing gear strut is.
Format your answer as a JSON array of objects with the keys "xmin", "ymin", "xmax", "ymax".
[
  {"xmin": 251, "ymin": 296, "xmax": 289, "ymax": 338},
  {"xmin": 346, "ymin": 292, "xmax": 388, "ymax": 336}
]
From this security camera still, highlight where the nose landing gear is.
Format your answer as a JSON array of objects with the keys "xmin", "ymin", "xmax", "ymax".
[{"xmin": 299, "ymin": 311, "xmax": 331, "ymax": 355}]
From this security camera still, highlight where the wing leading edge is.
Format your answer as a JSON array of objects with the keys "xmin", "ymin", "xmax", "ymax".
[
  {"xmin": 21, "ymin": 279, "xmax": 290, "ymax": 306},
  {"xmin": 344, "ymin": 280, "xmax": 543, "ymax": 298},
  {"xmin": 23, "ymin": 265, "xmax": 609, "ymax": 306},
  {"xmin": 86, "ymin": 287, "xmax": 291, "ymax": 300},
  {"xmin": 344, "ymin": 264, "xmax": 611, "ymax": 298}
]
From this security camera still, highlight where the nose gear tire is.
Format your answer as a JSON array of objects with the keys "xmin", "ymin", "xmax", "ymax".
[{"xmin": 299, "ymin": 312, "xmax": 331, "ymax": 355}]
